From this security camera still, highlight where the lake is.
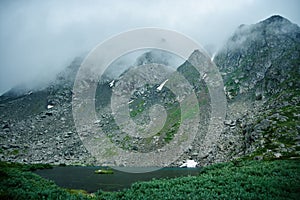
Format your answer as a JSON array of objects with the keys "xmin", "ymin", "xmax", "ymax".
[{"xmin": 35, "ymin": 166, "xmax": 201, "ymax": 192}]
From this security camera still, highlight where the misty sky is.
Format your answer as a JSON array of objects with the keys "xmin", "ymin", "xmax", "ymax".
[{"xmin": 0, "ymin": 0, "xmax": 300, "ymax": 95}]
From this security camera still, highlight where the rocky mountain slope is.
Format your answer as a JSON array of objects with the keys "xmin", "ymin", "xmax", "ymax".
[
  {"xmin": 0, "ymin": 15, "xmax": 299, "ymax": 166},
  {"xmin": 213, "ymin": 15, "xmax": 300, "ymax": 162}
]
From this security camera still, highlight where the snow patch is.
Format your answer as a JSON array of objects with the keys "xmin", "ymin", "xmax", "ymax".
[
  {"xmin": 109, "ymin": 80, "xmax": 115, "ymax": 87},
  {"xmin": 180, "ymin": 159, "xmax": 198, "ymax": 168},
  {"xmin": 157, "ymin": 79, "xmax": 168, "ymax": 91},
  {"xmin": 128, "ymin": 100, "xmax": 134, "ymax": 104},
  {"xmin": 47, "ymin": 105, "xmax": 54, "ymax": 109}
]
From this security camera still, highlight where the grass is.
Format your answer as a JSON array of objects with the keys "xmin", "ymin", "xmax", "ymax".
[
  {"xmin": 99, "ymin": 159, "xmax": 300, "ymax": 200},
  {"xmin": 129, "ymin": 99, "xmax": 145, "ymax": 118},
  {"xmin": 0, "ymin": 159, "xmax": 299, "ymax": 199},
  {"xmin": 94, "ymin": 168, "xmax": 114, "ymax": 174},
  {"xmin": 0, "ymin": 162, "xmax": 89, "ymax": 200}
]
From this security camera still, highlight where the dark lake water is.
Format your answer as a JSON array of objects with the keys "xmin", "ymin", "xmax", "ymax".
[{"xmin": 35, "ymin": 166, "xmax": 201, "ymax": 192}]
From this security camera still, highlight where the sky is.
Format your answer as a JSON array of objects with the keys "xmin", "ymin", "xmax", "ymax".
[{"xmin": 0, "ymin": 0, "xmax": 300, "ymax": 95}]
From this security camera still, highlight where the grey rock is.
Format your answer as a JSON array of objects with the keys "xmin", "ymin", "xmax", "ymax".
[
  {"xmin": 2, "ymin": 145, "xmax": 10, "ymax": 150},
  {"xmin": 253, "ymin": 156, "xmax": 263, "ymax": 160},
  {"xmin": 274, "ymin": 152, "xmax": 282, "ymax": 158},
  {"xmin": 2, "ymin": 124, "xmax": 9, "ymax": 129},
  {"xmin": 224, "ymin": 120, "xmax": 236, "ymax": 127}
]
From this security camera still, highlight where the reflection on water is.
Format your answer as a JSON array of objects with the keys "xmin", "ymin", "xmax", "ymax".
[{"xmin": 35, "ymin": 166, "xmax": 200, "ymax": 192}]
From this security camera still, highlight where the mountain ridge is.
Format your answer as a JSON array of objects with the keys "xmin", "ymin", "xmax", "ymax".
[{"xmin": 0, "ymin": 15, "xmax": 299, "ymax": 166}]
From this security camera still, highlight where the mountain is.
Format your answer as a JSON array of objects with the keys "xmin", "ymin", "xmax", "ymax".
[
  {"xmin": 0, "ymin": 15, "xmax": 299, "ymax": 166},
  {"xmin": 212, "ymin": 15, "xmax": 300, "ymax": 162},
  {"xmin": 216, "ymin": 15, "xmax": 300, "ymax": 100},
  {"xmin": 135, "ymin": 49, "xmax": 184, "ymax": 68}
]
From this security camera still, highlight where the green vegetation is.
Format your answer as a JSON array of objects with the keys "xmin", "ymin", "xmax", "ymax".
[
  {"xmin": 11, "ymin": 149, "xmax": 19, "ymax": 155},
  {"xmin": 126, "ymin": 83, "xmax": 182, "ymax": 144},
  {"xmin": 100, "ymin": 159, "xmax": 300, "ymax": 199},
  {"xmin": 160, "ymin": 105, "xmax": 181, "ymax": 143},
  {"xmin": 0, "ymin": 162, "xmax": 90, "ymax": 199},
  {"xmin": 94, "ymin": 168, "xmax": 114, "ymax": 174},
  {"xmin": 1, "ymin": 159, "xmax": 299, "ymax": 199},
  {"xmin": 102, "ymin": 147, "xmax": 119, "ymax": 158},
  {"xmin": 129, "ymin": 99, "xmax": 146, "ymax": 118},
  {"xmin": 243, "ymin": 85, "xmax": 300, "ymax": 160},
  {"xmin": 245, "ymin": 108, "xmax": 299, "ymax": 160}
]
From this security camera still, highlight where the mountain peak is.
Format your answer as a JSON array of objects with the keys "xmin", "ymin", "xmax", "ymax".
[
  {"xmin": 258, "ymin": 15, "xmax": 293, "ymax": 27},
  {"xmin": 266, "ymin": 15, "xmax": 286, "ymax": 20},
  {"xmin": 215, "ymin": 13, "xmax": 300, "ymax": 100},
  {"xmin": 262, "ymin": 15, "xmax": 290, "ymax": 23}
]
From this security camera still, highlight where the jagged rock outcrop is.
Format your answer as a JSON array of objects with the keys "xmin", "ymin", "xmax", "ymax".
[
  {"xmin": 212, "ymin": 15, "xmax": 300, "ymax": 162},
  {"xmin": 216, "ymin": 15, "xmax": 300, "ymax": 100}
]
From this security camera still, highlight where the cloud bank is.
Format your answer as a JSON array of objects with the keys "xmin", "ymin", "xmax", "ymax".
[{"xmin": 0, "ymin": 0, "xmax": 299, "ymax": 94}]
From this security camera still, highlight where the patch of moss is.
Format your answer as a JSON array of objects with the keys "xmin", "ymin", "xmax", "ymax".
[
  {"xmin": 103, "ymin": 147, "xmax": 118, "ymax": 158},
  {"xmin": 11, "ymin": 149, "xmax": 19, "ymax": 155}
]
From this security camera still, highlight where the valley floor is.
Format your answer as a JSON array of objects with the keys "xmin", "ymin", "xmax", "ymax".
[{"xmin": 0, "ymin": 158, "xmax": 299, "ymax": 199}]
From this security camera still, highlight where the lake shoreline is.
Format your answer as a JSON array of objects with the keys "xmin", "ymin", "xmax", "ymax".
[{"xmin": 34, "ymin": 166, "xmax": 201, "ymax": 192}]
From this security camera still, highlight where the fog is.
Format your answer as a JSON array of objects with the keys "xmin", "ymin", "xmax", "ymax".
[{"xmin": 0, "ymin": 0, "xmax": 299, "ymax": 95}]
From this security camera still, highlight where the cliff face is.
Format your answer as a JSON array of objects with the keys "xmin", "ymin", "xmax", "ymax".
[
  {"xmin": 211, "ymin": 15, "xmax": 300, "ymax": 162},
  {"xmin": 0, "ymin": 15, "xmax": 299, "ymax": 166},
  {"xmin": 215, "ymin": 15, "xmax": 300, "ymax": 100}
]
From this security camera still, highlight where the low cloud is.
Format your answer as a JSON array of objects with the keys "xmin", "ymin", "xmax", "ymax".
[{"xmin": 0, "ymin": 0, "xmax": 299, "ymax": 94}]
